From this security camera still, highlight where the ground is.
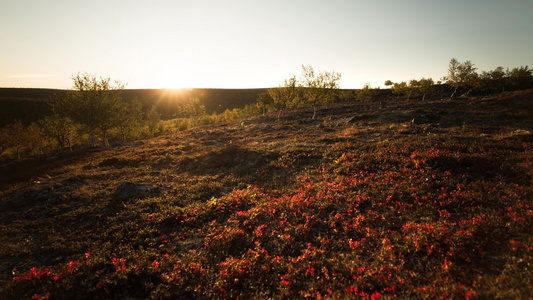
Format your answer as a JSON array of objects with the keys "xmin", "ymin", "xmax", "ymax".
[{"xmin": 0, "ymin": 90, "xmax": 532, "ymax": 299}]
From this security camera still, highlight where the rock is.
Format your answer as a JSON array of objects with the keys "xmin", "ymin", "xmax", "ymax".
[{"xmin": 113, "ymin": 182, "xmax": 159, "ymax": 200}]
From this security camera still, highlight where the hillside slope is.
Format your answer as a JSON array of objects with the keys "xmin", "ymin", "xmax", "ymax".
[{"xmin": 1, "ymin": 90, "xmax": 532, "ymax": 299}]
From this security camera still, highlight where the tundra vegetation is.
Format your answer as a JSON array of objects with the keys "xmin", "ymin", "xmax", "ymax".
[
  {"xmin": 1, "ymin": 59, "xmax": 532, "ymax": 160},
  {"xmin": 0, "ymin": 59, "xmax": 532, "ymax": 299}
]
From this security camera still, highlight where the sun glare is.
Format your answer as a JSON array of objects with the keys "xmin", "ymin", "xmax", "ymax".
[{"xmin": 155, "ymin": 68, "xmax": 188, "ymax": 89}]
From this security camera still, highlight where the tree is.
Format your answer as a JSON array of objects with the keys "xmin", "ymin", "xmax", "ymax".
[
  {"xmin": 300, "ymin": 65, "xmax": 341, "ymax": 119},
  {"xmin": 391, "ymin": 81, "xmax": 408, "ymax": 99},
  {"xmin": 418, "ymin": 78, "xmax": 434, "ymax": 101},
  {"xmin": 506, "ymin": 66, "xmax": 533, "ymax": 90},
  {"xmin": 268, "ymin": 76, "xmax": 301, "ymax": 121},
  {"xmin": 180, "ymin": 97, "xmax": 206, "ymax": 128},
  {"xmin": 480, "ymin": 67, "xmax": 506, "ymax": 92},
  {"xmin": 446, "ymin": 58, "xmax": 479, "ymax": 98},
  {"xmin": 406, "ymin": 79, "xmax": 420, "ymax": 100},
  {"xmin": 0, "ymin": 127, "xmax": 13, "ymax": 156},
  {"xmin": 25, "ymin": 123, "xmax": 48, "ymax": 156},
  {"xmin": 384, "ymin": 80, "xmax": 393, "ymax": 88},
  {"xmin": 115, "ymin": 98, "xmax": 143, "ymax": 143},
  {"xmin": 39, "ymin": 114, "xmax": 76, "ymax": 151},
  {"xmin": 357, "ymin": 83, "xmax": 378, "ymax": 101},
  {"xmin": 5, "ymin": 120, "xmax": 26, "ymax": 159},
  {"xmin": 53, "ymin": 73, "xmax": 126, "ymax": 147},
  {"xmin": 256, "ymin": 92, "xmax": 274, "ymax": 115},
  {"xmin": 146, "ymin": 105, "xmax": 162, "ymax": 136}
]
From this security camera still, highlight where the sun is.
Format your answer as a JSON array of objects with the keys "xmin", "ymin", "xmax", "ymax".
[{"xmin": 159, "ymin": 70, "xmax": 184, "ymax": 89}]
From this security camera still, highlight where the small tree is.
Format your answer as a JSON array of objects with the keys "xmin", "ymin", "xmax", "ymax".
[
  {"xmin": 446, "ymin": 58, "xmax": 479, "ymax": 98},
  {"xmin": 39, "ymin": 114, "xmax": 76, "ymax": 151},
  {"xmin": 25, "ymin": 123, "xmax": 48, "ymax": 156},
  {"xmin": 0, "ymin": 128, "xmax": 9, "ymax": 156},
  {"xmin": 5, "ymin": 121, "xmax": 26, "ymax": 159},
  {"xmin": 146, "ymin": 105, "xmax": 162, "ymax": 136},
  {"xmin": 115, "ymin": 98, "xmax": 143, "ymax": 143},
  {"xmin": 180, "ymin": 97, "xmax": 207, "ymax": 128},
  {"xmin": 506, "ymin": 66, "xmax": 533, "ymax": 90},
  {"xmin": 391, "ymin": 81, "xmax": 408, "ymax": 99},
  {"xmin": 418, "ymin": 77, "xmax": 434, "ymax": 101},
  {"xmin": 268, "ymin": 76, "xmax": 301, "ymax": 121},
  {"xmin": 406, "ymin": 79, "xmax": 420, "ymax": 100},
  {"xmin": 480, "ymin": 67, "xmax": 506, "ymax": 92},
  {"xmin": 384, "ymin": 80, "xmax": 393, "ymax": 88},
  {"xmin": 53, "ymin": 73, "xmax": 126, "ymax": 147},
  {"xmin": 256, "ymin": 92, "xmax": 274, "ymax": 115},
  {"xmin": 357, "ymin": 83, "xmax": 378, "ymax": 101},
  {"xmin": 300, "ymin": 65, "xmax": 341, "ymax": 119}
]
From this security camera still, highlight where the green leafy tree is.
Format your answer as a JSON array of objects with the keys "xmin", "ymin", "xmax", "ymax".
[
  {"xmin": 300, "ymin": 65, "xmax": 341, "ymax": 119},
  {"xmin": 480, "ymin": 67, "xmax": 506, "ymax": 92},
  {"xmin": 5, "ymin": 120, "xmax": 26, "ymax": 159},
  {"xmin": 406, "ymin": 79, "xmax": 420, "ymax": 100},
  {"xmin": 268, "ymin": 76, "xmax": 301, "ymax": 121},
  {"xmin": 180, "ymin": 97, "xmax": 207, "ymax": 128},
  {"xmin": 256, "ymin": 92, "xmax": 274, "ymax": 115},
  {"xmin": 115, "ymin": 98, "xmax": 144, "ymax": 143},
  {"xmin": 0, "ymin": 127, "xmax": 9, "ymax": 156},
  {"xmin": 391, "ymin": 81, "xmax": 408, "ymax": 99},
  {"xmin": 357, "ymin": 83, "xmax": 378, "ymax": 101},
  {"xmin": 146, "ymin": 105, "xmax": 162, "ymax": 136},
  {"xmin": 53, "ymin": 73, "xmax": 126, "ymax": 147},
  {"xmin": 446, "ymin": 58, "xmax": 479, "ymax": 98},
  {"xmin": 39, "ymin": 114, "xmax": 76, "ymax": 151},
  {"xmin": 418, "ymin": 77, "xmax": 434, "ymax": 101},
  {"xmin": 506, "ymin": 66, "xmax": 533, "ymax": 90},
  {"xmin": 25, "ymin": 123, "xmax": 48, "ymax": 156}
]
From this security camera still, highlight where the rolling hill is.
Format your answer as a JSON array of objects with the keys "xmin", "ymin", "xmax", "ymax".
[{"xmin": 0, "ymin": 90, "xmax": 532, "ymax": 298}]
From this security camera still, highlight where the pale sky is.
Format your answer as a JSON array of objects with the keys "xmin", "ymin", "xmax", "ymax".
[{"xmin": 1, "ymin": 0, "xmax": 532, "ymax": 89}]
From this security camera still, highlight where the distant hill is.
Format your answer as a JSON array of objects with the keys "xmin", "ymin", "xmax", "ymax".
[{"xmin": 0, "ymin": 88, "xmax": 268, "ymax": 127}]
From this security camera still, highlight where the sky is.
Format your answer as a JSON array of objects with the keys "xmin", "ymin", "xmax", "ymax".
[{"xmin": 1, "ymin": 0, "xmax": 532, "ymax": 90}]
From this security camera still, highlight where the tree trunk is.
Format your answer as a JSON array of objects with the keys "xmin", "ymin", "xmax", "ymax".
[
  {"xmin": 102, "ymin": 129, "xmax": 110, "ymax": 147},
  {"xmin": 450, "ymin": 86, "xmax": 458, "ymax": 99},
  {"xmin": 312, "ymin": 106, "xmax": 317, "ymax": 119},
  {"xmin": 89, "ymin": 127, "xmax": 98, "ymax": 147}
]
